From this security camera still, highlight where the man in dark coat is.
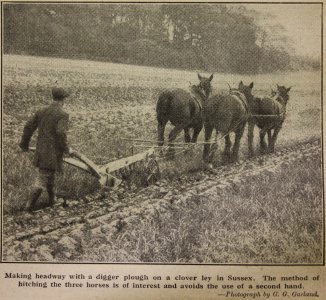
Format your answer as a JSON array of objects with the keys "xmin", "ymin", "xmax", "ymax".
[{"xmin": 20, "ymin": 87, "xmax": 74, "ymax": 211}]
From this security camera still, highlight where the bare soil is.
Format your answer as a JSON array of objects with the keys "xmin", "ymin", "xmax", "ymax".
[{"xmin": 3, "ymin": 139, "xmax": 322, "ymax": 262}]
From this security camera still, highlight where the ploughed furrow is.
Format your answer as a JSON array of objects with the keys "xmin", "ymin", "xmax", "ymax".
[{"xmin": 2, "ymin": 139, "xmax": 322, "ymax": 261}]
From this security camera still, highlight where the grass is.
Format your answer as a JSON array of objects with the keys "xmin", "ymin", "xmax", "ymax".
[
  {"xmin": 2, "ymin": 143, "xmax": 100, "ymax": 213},
  {"xmin": 80, "ymin": 151, "xmax": 323, "ymax": 264},
  {"xmin": 2, "ymin": 54, "xmax": 322, "ymax": 215}
]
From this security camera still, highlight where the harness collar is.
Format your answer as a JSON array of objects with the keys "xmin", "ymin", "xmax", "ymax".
[
  {"xmin": 273, "ymin": 92, "xmax": 286, "ymax": 104},
  {"xmin": 189, "ymin": 85, "xmax": 205, "ymax": 111},
  {"xmin": 272, "ymin": 92, "xmax": 287, "ymax": 115},
  {"xmin": 230, "ymin": 90, "xmax": 249, "ymax": 113}
]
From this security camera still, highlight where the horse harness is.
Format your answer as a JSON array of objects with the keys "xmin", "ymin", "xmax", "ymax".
[
  {"xmin": 272, "ymin": 92, "xmax": 287, "ymax": 117},
  {"xmin": 229, "ymin": 90, "xmax": 249, "ymax": 115},
  {"xmin": 251, "ymin": 92, "xmax": 286, "ymax": 120},
  {"xmin": 189, "ymin": 86, "xmax": 204, "ymax": 112}
]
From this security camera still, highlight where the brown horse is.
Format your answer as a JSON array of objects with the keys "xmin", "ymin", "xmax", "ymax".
[
  {"xmin": 238, "ymin": 82, "xmax": 291, "ymax": 154},
  {"xmin": 203, "ymin": 83, "xmax": 249, "ymax": 163},
  {"xmin": 156, "ymin": 73, "xmax": 213, "ymax": 155}
]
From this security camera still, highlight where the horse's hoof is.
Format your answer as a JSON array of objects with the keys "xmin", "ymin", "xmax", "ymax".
[
  {"xmin": 230, "ymin": 156, "xmax": 239, "ymax": 163},
  {"xmin": 206, "ymin": 163, "xmax": 218, "ymax": 174},
  {"xmin": 222, "ymin": 154, "xmax": 231, "ymax": 164},
  {"xmin": 248, "ymin": 150, "xmax": 255, "ymax": 157},
  {"xmin": 203, "ymin": 159, "xmax": 211, "ymax": 165},
  {"xmin": 203, "ymin": 152, "xmax": 210, "ymax": 163},
  {"xmin": 205, "ymin": 163, "xmax": 214, "ymax": 169},
  {"xmin": 260, "ymin": 148, "xmax": 267, "ymax": 155},
  {"xmin": 222, "ymin": 158, "xmax": 228, "ymax": 164}
]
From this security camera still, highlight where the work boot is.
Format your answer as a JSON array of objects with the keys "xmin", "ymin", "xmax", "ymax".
[{"xmin": 25, "ymin": 188, "xmax": 43, "ymax": 212}]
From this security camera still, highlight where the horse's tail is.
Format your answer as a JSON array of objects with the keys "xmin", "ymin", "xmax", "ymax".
[{"xmin": 156, "ymin": 91, "xmax": 173, "ymax": 122}]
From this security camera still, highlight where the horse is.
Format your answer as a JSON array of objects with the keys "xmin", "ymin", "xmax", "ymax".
[
  {"xmin": 203, "ymin": 82, "xmax": 250, "ymax": 163},
  {"xmin": 238, "ymin": 82, "xmax": 291, "ymax": 154},
  {"xmin": 156, "ymin": 73, "xmax": 213, "ymax": 156}
]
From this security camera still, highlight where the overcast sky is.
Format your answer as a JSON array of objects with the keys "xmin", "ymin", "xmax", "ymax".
[{"xmin": 250, "ymin": 4, "xmax": 321, "ymax": 59}]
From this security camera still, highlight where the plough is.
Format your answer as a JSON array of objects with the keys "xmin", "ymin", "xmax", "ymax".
[
  {"xmin": 28, "ymin": 137, "xmax": 211, "ymax": 189},
  {"xmin": 29, "ymin": 146, "xmax": 160, "ymax": 188}
]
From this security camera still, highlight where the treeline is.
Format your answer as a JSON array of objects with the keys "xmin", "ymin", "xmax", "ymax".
[{"xmin": 3, "ymin": 3, "xmax": 319, "ymax": 74}]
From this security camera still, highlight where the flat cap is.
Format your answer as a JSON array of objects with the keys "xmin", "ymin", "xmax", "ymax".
[{"xmin": 52, "ymin": 87, "xmax": 69, "ymax": 100}]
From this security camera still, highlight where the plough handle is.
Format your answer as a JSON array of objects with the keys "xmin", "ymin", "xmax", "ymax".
[
  {"xmin": 28, "ymin": 147, "xmax": 122, "ymax": 188},
  {"xmin": 71, "ymin": 151, "xmax": 101, "ymax": 179}
]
